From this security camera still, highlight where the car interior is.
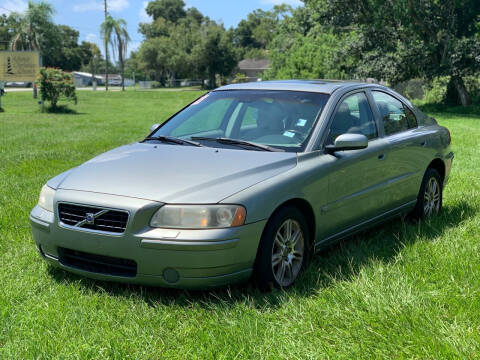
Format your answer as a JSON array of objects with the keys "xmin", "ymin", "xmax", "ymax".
[
  {"xmin": 326, "ymin": 94, "xmax": 377, "ymax": 144},
  {"xmin": 170, "ymin": 96, "xmax": 324, "ymax": 148}
]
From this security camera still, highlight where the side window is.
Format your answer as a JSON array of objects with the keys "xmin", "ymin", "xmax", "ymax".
[
  {"xmin": 171, "ymin": 99, "xmax": 232, "ymax": 137},
  {"xmin": 327, "ymin": 92, "xmax": 377, "ymax": 144},
  {"xmin": 404, "ymin": 106, "xmax": 418, "ymax": 129},
  {"xmin": 372, "ymin": 91, "xmax": 416, "ymax": 136}
]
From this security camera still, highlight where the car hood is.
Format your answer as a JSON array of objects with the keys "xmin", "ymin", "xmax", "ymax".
[{"xmin": 56, "ymin": 143, "xmax": 297, "ymax": 203}]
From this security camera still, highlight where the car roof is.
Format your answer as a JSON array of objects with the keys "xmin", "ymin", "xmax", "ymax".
[{"xmin": 216, "ymin": 80, "xmax": 375, "ymax": 95}]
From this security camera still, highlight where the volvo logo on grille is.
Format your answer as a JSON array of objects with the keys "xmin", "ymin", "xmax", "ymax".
[
  {"xmin": 85, "ymin": 213, "xmax": 95, "ymax": 225},
  {"xmin": 58, "ymin": 204, "xmax": 127, "ymax": 234}
]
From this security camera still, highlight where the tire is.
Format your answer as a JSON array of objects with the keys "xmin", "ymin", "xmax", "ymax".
[
  {"xmin": 254, "ymin": 206, "xmax": 310, "ymax": 289},
  {"xmin": 411, "ymin": 168, "xmax": 443, "ymax": 220}
]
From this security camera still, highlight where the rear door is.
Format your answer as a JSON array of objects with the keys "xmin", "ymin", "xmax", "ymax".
[
  {"xmin": 322, "ymin": 91, "xmax": 392, "ymax": 237},
  {"xmin": 370, "ymin": 91, "xmax": 428, "ymax": 209}
]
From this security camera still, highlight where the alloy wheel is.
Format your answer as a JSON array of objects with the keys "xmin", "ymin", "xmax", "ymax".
[
  {"xmin": 271, "ymin": 219, "xmax": 304, "ymax": 287},
  {"xmin": 424, "ymin": 177, "xmax": 441, "ymax": 217}
]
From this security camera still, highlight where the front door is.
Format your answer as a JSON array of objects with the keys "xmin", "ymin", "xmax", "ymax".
[{"xmin": 321, "ymin": 91, "xmax": 392, "ymax": 239}]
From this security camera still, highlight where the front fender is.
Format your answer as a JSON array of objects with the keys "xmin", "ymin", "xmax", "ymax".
[{"xmin": 221, "ymin": 152, "xmax": 329, "ymax": 242}]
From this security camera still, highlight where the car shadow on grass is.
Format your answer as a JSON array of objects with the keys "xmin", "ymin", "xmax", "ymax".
[{"xmin": 47, "ymin": 200, "xmax": 476, "ymax": 309}]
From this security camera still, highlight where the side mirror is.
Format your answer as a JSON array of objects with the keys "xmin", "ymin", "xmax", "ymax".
[
  {"xmin": 150, "ymin": 123, "xmax": 160, "ymax": 132},
  {"xmin": 325, "ymin": 133, "xmax": 368, "ymax": 154}
]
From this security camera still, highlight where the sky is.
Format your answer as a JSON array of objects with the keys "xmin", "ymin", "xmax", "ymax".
[{"xmin": 0, "ymin": 0, "xmax": 302, "ymax": 56}]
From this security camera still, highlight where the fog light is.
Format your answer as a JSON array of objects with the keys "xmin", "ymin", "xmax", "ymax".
[{"xmin": 163, "ymin": 268, "xmax": 180, "ymax": 284}]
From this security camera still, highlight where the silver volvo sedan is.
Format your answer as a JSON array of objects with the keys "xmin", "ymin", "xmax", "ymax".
[{"xmin": 30, "ymin": 80, "xmax": 454, "ymax": 289}]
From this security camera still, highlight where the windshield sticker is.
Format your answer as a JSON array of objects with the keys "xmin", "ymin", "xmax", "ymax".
[
  {"xmin": 192, "ymin": 94, "xmax": 209, "ymax": 105},
  {"xmin": 283, "ymin": 131, "xmax": 295, "ymax": 138},
  {"xmin": 296, "ymin": 119, "xmax": 307, "ymax": 127}
]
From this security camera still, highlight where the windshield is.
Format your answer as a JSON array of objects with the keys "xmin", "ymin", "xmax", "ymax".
[{"xmin": 152, "ymin": 90, "xmax": 330, "ymax": 152}]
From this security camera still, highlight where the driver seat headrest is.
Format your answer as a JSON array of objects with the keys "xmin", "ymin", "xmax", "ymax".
[{"xmin": 257, "ymin": 104, "xmax": 284, "ymax": 131}]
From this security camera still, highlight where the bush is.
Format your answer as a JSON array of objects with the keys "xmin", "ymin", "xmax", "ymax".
[
  {"xmin": 232, "ymin": 73, "xmax": 249, "ymax": 84},
  {"xmin": 36, "ymin": 67, "xmax": 77, "ymax": 109},
  {"xmin": 394, "ymin": 79, "xmax": 425, "ymax": 100},
  {"xmin": 423, "ymin": 76, "xmax": 480, "ymax": 105},
  {"xmin": 465, "ymin": 77, "xmax": 480, "ymax": 104},
  {"xmin": 423, "ymin": 77, "xmax": 450, "ymax": 104},
  {"xmin": 150, "ymin": 81, "xmax": 162, "ymax": 89}
]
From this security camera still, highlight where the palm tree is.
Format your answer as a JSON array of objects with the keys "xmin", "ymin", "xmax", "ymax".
[
  {"xmin": 11, "ymin": 1, "xmax": 55, "ymax": 51},
  {"xmin": 11, "ymin": 1, "xmax": 54, "ymax": 98},
  {"xmin": 101, "ymin": 15, "xmax": 130, "ymax": 91},
  {"xmin": 88, "ymin": 43, "xmax": 102, "ymax": 90}
]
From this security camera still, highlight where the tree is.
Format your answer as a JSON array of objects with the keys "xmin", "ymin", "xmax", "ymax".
[
  {"xmin": 186, "ymin": 7, "xmax": 204, "ymax": 25},
  {"xmin": 305, "ymin": 0, "xmax": 480, "ymax": 106},
  {"xmin": 264, "ymin": 6, "xmax": 357, "ymax": 80},
  {"xmin": 193, "ymin": 24, "xmax": 237, "ymax": 88},
  {"xmin": 124, "ymin": 51, "xmax": 146, "ymax": 82},
  {"xmin": 104, "ymin": 0, "xmax": 109, "ymax": 91},
  {"xmin": 233, "ymin": 5, "xmax": 293, "ymax": 59},
  {"xmin": 146, "ymin": 0, "xmax": 186, "ymax": 23},
  {"xmin": 138, "ymin": 1, "xmax": 236, "ymax": 87},
  {"xmin": 0, "ymin": 14, "xmax": 21, "ymax": 50},
  {"xmin": 101, "ymin": 15, "xmax": 130, "ymax": 91},
  {"xmin": 83, "ymin": 42, "xmax": 102, "ymax": 86},
  {"xmin": 138, "ymin": 37, "xmax": 175, "ymax": 83},
  {"xmin": 11, "ymin": 0, "xmax": 55, "ymax": 51},
  {"xmin": 7, "ymin": 2, "xmax": 94, "ymax": 72},
  {"xmin": 42, "ymin": 25, "xmax": 83, "ymax": 71},
  {"xmin": 139, "ymin": 1, "xmax": 204, "ymax": 39},
  {"xmin": 265, "ymin": 31, "xmax": 354, "ymax": 80}
]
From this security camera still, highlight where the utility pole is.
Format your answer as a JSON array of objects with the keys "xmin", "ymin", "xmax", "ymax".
[{"xmin": 104, "ymin": 0, "xmax": 109, "ymax": 91}]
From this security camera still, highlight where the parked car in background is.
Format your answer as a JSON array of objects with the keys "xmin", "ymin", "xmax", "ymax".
[
  {"xmin": 30, "ymin": 80, "xmax": 453, "ymax": 289},
  {"xmin": 6, "ymin": 82, "xmax": 33, "ymax": 88}
]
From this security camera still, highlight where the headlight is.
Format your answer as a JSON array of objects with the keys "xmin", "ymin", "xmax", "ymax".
[
  {"xmin": 150, "ymin": 205, "xmax": 246, "ymax": 229},
  {"xmin": 38, "ymin": 185, "xmax": 56, "ymax": 212}
]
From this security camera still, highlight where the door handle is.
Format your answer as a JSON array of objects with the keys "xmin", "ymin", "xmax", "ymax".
[{"xmin": 378, "ymin": 154, "xmax": 386, "ymax": 160}]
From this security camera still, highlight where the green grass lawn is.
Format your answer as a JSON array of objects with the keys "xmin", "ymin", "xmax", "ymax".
[{"xmin": 1, "ymin": 91, "xmax": 479, "ymax": 359}]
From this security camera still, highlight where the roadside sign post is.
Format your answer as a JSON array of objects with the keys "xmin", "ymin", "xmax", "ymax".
[{"xmin": 0, "ymin": 81, "xmax": 5, "ymax": 111}]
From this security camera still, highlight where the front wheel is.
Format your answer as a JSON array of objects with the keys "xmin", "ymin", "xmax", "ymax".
[
  {"xmin": 411, "ymin": 168, "xmax": 443, "ymax": 220},
  {"xmin": 254, "ymin": 206, "xmax": 309, "ymax": 289}
]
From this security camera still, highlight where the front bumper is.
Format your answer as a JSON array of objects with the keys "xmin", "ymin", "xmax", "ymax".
[{"xmin": 30, "ymin": 190, "xmax": 266, "ymax": 289}]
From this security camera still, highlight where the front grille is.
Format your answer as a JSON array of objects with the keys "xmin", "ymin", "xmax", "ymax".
[
  {"xmin": 59, "ymin": 248, "xmax": 137, "ymax": 277},
  {"xmin": 58, "ymin": 203, "xmax": 129, "ymax": 234}
]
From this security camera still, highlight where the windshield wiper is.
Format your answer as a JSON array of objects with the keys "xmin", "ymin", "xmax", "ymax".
[
  {"xmin": 144, "ymin": 135, "xmax": 204, "ymax": 147},
  {"xmin": 191, "ymin": 137, "xmax": 284, "ymax": 152}
]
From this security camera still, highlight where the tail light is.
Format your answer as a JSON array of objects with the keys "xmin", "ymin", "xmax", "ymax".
[
  {"xmin": 446, "ymin": 127, "xmax": 451, "ymax": 145},
  {"xmin": 442, "ymin": 127, "xmax": 451, "ymax": 145}
]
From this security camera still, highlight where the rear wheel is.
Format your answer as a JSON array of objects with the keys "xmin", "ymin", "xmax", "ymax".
[
  {"xmin": 254, "ymin": 206, "xmax": 309, "ymax": 289},
  {"xmin": 411, "ymin": 168, "xmax": 443, "ymax": 220}
]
